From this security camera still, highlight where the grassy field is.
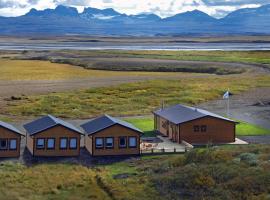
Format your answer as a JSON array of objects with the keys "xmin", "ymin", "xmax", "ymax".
[
  {"xmin": 0, "ymin": 59, "xmax": 189, "ymax": 81},
  {"xmin": 40, "ymin": 50, "xmax": 270, "ymax": 73},
  {"xmin": 5, "ymin": 74, "xmax": 270, "ymax": 118},
  {"xmin": 0, "ymin": 145, "xmax": 269, "ymax": 200},
  {"xmin": 92, "ymin": 50, "xmax": 270, "ymax": 66},
  {"xmin": 125, "ymin": 118, "xmax": 270, "ymax": 137}
]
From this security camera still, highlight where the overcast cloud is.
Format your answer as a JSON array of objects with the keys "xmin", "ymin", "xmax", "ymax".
[{"xmin": 0, "ymin": 0, "xmax": 269, "ymax": 18}]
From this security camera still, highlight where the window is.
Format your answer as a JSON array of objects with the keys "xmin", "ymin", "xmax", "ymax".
[
  {"xmin": 69, "ymin": 138, "xmax": 77, "ymax": 149},
  {"xmin": 95, "ymin": 138, "xmax": 103, "ymax": 149},
  {"xmin": 36, "ymin": 138, "xmax": 45, "ymax": 149},
  {"xmin": 9, "ymin": 139, "xmax": 17, "ymax": 150},
  {"xmin": 193, "ymin": 125, "xmax": 200, "ymax": 132},
  {"xmin": 105, "ymin": 137, "xmax": 114, "ymax": 148},
  {"xmin": 47, "ymin": 138, "xmax": 55, "ymax": 149},
  {"xmin": 128, "ymin": 137, "xmax": 137, "ymax": 148},
  {"xmin": 60, "ymin": 138, "xmax": 68, "ymax": 149},
  {"xmin": 0, "ymin": 139, "xmax": 8, "ymax": 150},
  {"xmin": 201, "ymin": 125, "xmax": 207, "ymax": 132},
  {"xmin": 119, "ymin": 137, "xmax": 126, "ymax": 148}
]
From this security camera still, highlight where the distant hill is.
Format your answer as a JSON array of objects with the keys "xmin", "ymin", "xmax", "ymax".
[{"xmin": 1, "ymin": 4, "xmax": 270, "ymax": 36}]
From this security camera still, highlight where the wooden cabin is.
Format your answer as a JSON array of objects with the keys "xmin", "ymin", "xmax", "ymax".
[
  {"xmin": 154, "ymin": 104, "xmax": 236, "ymax": 144},
  {"xmin": 0, "ymin": 121, "xmax": 24, "ymax": 158},
  {"xmin": 81, "ymin": 115, "xmax": 142, "ymax": 156},
  {"xmin": 24, "ymin": 115, "xmax": 83, "ymax": 157}
]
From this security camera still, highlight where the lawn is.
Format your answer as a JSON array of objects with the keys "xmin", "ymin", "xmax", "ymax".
[
  {"xmin": 125, "ymin": 118, "xmax": 270, "ymax": 137},
  {"xmin": 0, "ymin": 145, "xmax": 270, "ymax": 200},
  {"xmin": 0, "ymin": 59, "xmax": 186, "ymax": 81},
  {"xmin": 236, "ymin": 121, "xmax": 270, "ymax": 136},
  {"xmin": 5, "ymin": 74, "xmax": 270, "ymax": 118}
]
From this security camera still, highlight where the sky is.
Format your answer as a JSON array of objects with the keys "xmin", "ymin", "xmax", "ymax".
[{"xmin": 0, "ymin": 0, "xmax": 270, "ymax": 18}]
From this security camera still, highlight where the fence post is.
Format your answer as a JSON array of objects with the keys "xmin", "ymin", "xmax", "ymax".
[
  {"xmin": 151, "ymin": 148, "xmax": 154, "ymax": 154},
  {"xmin": 162, "ymin": 148, "xmax": 165, "ymax": 153},
  {"xmin": 185, "ymin": 147, "xmax": 187, "ymax": 152},
  {"xmin": 174, "ymin": 148, "xmax": 176, "ymax": 153}
]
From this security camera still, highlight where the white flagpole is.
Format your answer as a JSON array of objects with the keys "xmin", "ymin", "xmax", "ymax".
[{"xmin": 227, "ymin": 89, "xmax": 230, "ymax": 117}]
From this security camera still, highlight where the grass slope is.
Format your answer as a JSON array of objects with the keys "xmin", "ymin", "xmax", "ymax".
[
  {"xmin": 5, "ymin": 74, "xmax": 270, "ymax": 118},
  {"xmin": 0, "ymin": 145, "xmax": 270, "ymax": 200}
]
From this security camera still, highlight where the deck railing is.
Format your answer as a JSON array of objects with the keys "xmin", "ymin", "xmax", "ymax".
[{"xmin": 140, "ymin": 147, "xmax": 191, "ymax": 155}]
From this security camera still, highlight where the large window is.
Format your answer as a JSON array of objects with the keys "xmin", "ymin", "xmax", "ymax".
[
  {"xmin": 95, "ymin": 138, "xmax": 104, "ymax": 149},
  {"xmin": 47, "ymin": 138, "xmax": 55, "ymax": 149},
  {"xmin": 0, "ymin": 139, "xmax": 8, "ymax": 150},
  {"xmin": 69, "ymin": 138, "xmax": 77, "ymax": 149},
  {"xmin": 105, "ymin": 137, "xmax": 114, "ymax": 148},
  {"xmin": 36, "ymin": 138, "xmax": 45, "ymax": 149},
  {"xmin": 60, "ymin": 138, "xmax": 68, "ymax": 149},
  {"xmin": 119, "ymin": 137, "xmax": 127, "ymax": 148},
  {"xmin": 9, "ymin": 139, "xmax": 17, "ymax": 150},
  {"xmin": 128, "ymin": 137, "xmax": 137, "ymax": 148}
]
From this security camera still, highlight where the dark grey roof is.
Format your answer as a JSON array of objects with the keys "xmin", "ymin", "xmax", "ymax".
[
  {"xmin": 0, "ymin": 121, "xmax": 24, "ymax": 135},
  {"xmin": 154, "ymin": 104, "xmax": 235, "ymax": 124},
  {"xmin": 24, "ymin": 115, "xmax": 83, "ymax": 135},
  {"xmin": 81, "ymin": 114, "xmax": 142, "ymax": 135}
]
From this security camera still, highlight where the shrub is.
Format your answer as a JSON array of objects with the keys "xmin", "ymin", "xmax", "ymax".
[{"xmin": 239, "ymin": 153, "xmax": 258, "ymax": 166}]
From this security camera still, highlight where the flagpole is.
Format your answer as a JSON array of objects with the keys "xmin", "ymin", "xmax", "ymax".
[{"xmin": 227, "ymin": 89, "xmax": 230, "ymax": 117}]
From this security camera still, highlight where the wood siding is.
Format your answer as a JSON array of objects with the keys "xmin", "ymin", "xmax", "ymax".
[
  {"xmin": 27, "ymin": 125, "xmax": 81, "ymax": 157},
  {"xmin": 155, "ymin": 115, "xmax": 169, "ymax": 136},
  {"xmin": 0, "ymin": 127, "xmax": 21, "ymax": 158},
  {"xmin": 86, "ymin": 124, "xmax": 140, "ymax": 156},
  {"xmin": 179, "ymin": 117, "xmax": 235, "ymax": 144}
]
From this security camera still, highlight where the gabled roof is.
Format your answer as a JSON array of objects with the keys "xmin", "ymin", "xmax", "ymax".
[
  {"xmin": 0, "ymin": 121, "xmax": 24, "ymax": 136},
  {"xmin": 81, "ymin": 114, "xmax": 142, "ymax": 135},
  {"xmin": 153, "ymin": 104, "xmax": 235, "ymax": 124},
  {"xmin": 24, "ymin": 115, "xmax": 83, "ymax": 136}
]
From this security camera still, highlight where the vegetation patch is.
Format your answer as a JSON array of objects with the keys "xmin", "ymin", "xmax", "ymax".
[
  {"xmin": 0, "ymin": 145, "xmax": 269, "ymax": 200},
  {"xmin": 5, "ymin": 74, "xmax": 270, "ymax": 118}
]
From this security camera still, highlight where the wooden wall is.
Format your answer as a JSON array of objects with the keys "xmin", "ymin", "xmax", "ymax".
[
  {"xmin": 0, "ymin": 127, "xmax": 21, "ymax": 158},
  {"xmin": 179, "ymin": 116, "xmax": 235, "ymax": 144},
  {"xmin": 27, "ymin": 125, "xmax": 81, "ymax": 157},
  {"xmin": 85, "ymin": 124, "xmax": 140, "ymax": 156}
]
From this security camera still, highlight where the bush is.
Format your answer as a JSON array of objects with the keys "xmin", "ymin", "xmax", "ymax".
[{"xmin": 239, "ymin": 153, "xmax": 258, "ymax": 166}]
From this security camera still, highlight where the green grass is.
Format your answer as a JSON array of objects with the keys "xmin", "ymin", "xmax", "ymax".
[
  {"xmin": 125, "ymin": 118, "xmax": 155, "ymax": 137},
  {"xmin": 0, "ymin": 145, "xmax": 270, "ymax": 200},
  {"xmin": 236, "ymin": 121, "xmax": 270, "ymax": 136},
  {"xmin": 5, "ymin": 74, "xmax": 270, "ymax": 118},
  {"xmin": 125, "ymin": 118, "xmax": 270, "ymax": 137}
]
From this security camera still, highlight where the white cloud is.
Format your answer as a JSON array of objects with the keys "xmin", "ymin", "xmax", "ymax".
[{"xmin": 0, "ymin": 0, "xmax": 267, "ymax": 18}]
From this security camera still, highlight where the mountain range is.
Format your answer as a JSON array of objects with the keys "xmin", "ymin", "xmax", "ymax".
[{"xmin": 1, "ymin": 4, "xmax": 270, "ymax": 36}]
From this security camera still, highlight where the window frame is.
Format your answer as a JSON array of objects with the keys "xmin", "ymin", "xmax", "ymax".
[
  {"xmin": 193, "ymin": 125, "xmax": 200, "ymax": 132},
  {"xmin": 36, "ymin": 138, "xmax": 45, "ymax": 149},
  {"xmin": 95, "ymin": 137, "xmax": 104, "ymax": 149},
  {"xmin": 118, "ymin": 136, "xmax": 127, "ymax": 148},
  {"xmin": 0, "ymin": 139, "xmax": 8, "ymax": 150},
  {"xmin": 69, "ymin": 137, "xmax": 77, "ymax": 150},
  {"xmin": 105, "ymin": 137, "xmax": 114, "ymax": 149},
  {"xmin": 128, "ymin": 136, "xmax": 137, "ymax": 148},
  {"xmin": 201, "ymin": 125, "xmax": 207, "ymax": 132},
  {"xmin": 9, "ymin": 138, "xmax": 17, "ymax": 151},
  {"xmin": 47, "ymin": 138, "xmax": 55, "ymax": 150},
  {"xmin": 59, "ymin": 137, "xmax": 68, "ymax": 150}
]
